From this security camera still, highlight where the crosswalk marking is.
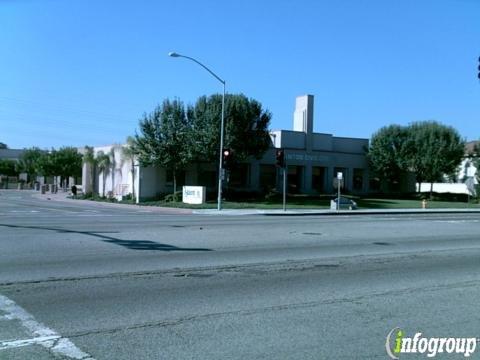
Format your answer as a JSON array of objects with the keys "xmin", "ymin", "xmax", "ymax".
[{"xmin": 0, "ymin": 294, "xmax": 95, "ymax": 359}]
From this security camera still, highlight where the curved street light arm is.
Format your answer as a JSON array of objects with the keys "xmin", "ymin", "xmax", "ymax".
[{"xmin": 170, "ymin": 53, "xmax": 225, "ymax": 85}]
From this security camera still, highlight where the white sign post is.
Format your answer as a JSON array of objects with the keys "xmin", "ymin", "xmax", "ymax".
[
  {"xmin": 336, "ymin": 172, "xmax": 343, "ymax": 211},
  {"xmin": 182, "ymin": 186, "xmax": 206, "ymax": 205}
]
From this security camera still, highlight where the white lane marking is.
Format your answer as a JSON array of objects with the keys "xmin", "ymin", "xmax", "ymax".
[
  {"xmin": 0, "ymin": 294, "xmax": 95, "ymax": 359},
  {"xmin": 1, "ymin": 335, "xmax": 60, "ymax": 349},
  {"xmin": 433, "ymin": 220, "xmax": 480, "ymax": 224}
]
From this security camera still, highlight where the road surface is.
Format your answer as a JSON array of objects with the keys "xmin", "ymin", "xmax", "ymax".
[{"xmin": 1, "ymin": 190, "xmax": 479, "ymax": 359}]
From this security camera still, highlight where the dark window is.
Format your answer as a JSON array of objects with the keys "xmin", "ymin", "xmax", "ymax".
[
  {"xmin": 353, "ymin": 168, "xmax": 364, "ymax": 191},
  {"xmin": 166, "ymin": 170, "xmax": 185, "ymax": 187},
  {"xmin": 259, "ymin": 165, "xmax": 276, "ymax": 191},
  {"xmin": 229, "ymin": 164, "xmax": 250, "ymax": 188},
  {"xmin": 198, "ymin": 170, "xmax": 217, "ymax": 188},
  {"xmin": 312, "ymin": 167, "xmax": 326, "ymax": 193}
]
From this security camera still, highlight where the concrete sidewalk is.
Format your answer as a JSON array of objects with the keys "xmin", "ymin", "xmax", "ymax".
[
  {"xmin": 30, "ymin": 190, "xmax": 193, "ymax": 215},
  {"xmin": 193, "ymin": 208, "xmax": 480, "ymax": 216}
]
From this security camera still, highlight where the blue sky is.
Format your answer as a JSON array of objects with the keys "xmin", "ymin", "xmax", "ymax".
[{"xmin": 1, "ymin": 0, "xmax": 479, "ymax": 149}]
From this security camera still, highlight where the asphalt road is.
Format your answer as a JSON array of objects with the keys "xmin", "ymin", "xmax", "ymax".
[{"xmin": 1, "ymin": 190, "xmax": 480, "ymax": 359}]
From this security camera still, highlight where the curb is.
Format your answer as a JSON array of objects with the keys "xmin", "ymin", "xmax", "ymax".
[{"xmin": 193, "ymin": 208, "xmax": 480, "ymax": 216}]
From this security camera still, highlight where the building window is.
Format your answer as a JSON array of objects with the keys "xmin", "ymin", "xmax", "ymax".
[
  {"xmin": 259, "ymin": 165, "xmax": 276, "ymax": 192},
  {"xmin": 198, "ymin": 170, "xmax": 217, "ymax": 188},
  {"xmin": 287, "ymin": 166, "xmax": 304, "ymax": 194},
  {"xmin": 353, "ymin": 168, "xmax": 364, "ymax": 191},
  {"xmin": 369, "ymin": 177, "xmax": 380, "ymax": 191},
  {"xmin": 166, "ymin": 169, "xmax": 185, "ymax": 187},
  {"xmin": 229, "ymin": 164, "xmax": 250, "ymax": 188},
  {"xmin": 312, "ymin": 167, "xmax": 326, "ymax": 193}
]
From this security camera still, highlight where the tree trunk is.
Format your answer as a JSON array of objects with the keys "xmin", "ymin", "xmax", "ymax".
[
  {"xmin": 131, "ymin": 160, "xmax": 135, "ymax": 201},
  {"xmin": 92, "ymin": 166, "xmax": 96, "ymax": 195},
  {"xmin": 103, "ymin": 172, "xmax": 106, "ymax": 197},
  {"xmin": 173, "ymin": 170, "xmax": 177, "ymax": 196},
  {"xmin": 430, "ymin": 182, "xmax": 434, "ymax": 200},
  {"xmin": 111, "ymin": 166, "xmax": 115, "ymax": 197}
]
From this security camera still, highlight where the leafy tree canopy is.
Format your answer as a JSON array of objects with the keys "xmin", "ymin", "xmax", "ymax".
[
  {"xmin": 133, "ymin": 94, "xmax": 272, "ymax": 193},
  {"xmin": 54, "ymin": 147, "xmax": 83, "ymax": 180},
  {"xmin": 0, "ymin": 159, "xmax": 18, "ymax": 176},
  {"xmin": 16, "ymin": 147, "xmax": 44, "ymax": 181},
  {"xmin": 135, "ymin": 99, "xmax": 193, "ymax": 193},
  {"xmin": 368, "ymin": 121, "xmax": 465, "ymax": 191},
  {"xmin": 368, "ymin": 124, "xmax": 409, "ymax": 182},
  {"xmin": 192, "ymin": 93, "xmax": 272, "ymax": 163}
]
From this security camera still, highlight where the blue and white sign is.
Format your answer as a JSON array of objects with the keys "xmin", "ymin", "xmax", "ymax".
[{"xmin": 182, "ymin": 186, "xmax": 206, "ymax": 205}]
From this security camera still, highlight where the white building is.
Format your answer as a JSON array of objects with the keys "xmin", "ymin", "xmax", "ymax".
[{"xmin": 82, "ymin": 95, "xmax": 371, "ymax": 202}]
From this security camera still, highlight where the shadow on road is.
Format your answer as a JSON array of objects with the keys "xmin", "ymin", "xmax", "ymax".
[{"xmin": 0, "ymin": 224, "xmax": 212, "ymax": 252}]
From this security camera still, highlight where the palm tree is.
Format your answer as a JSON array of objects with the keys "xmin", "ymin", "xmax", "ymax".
[
  {"xmin": 96, "ymin": 151, "xmax": 111, "ymax": 197},
  {"xmin": 122, "ymin": 136, "xmax": 137, "ymax": 201},
  {"xmin": 109, "ymin": 146, "xmax": 119, "ymax": 197},
  {"xmin": 83, "ymin": 146, "xmax": 97, "ymax": 195}
]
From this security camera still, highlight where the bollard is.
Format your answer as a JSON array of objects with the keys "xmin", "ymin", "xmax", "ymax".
[{"xmin": 422, "ymin": 199, "xmax": 427, "ymax": 209}]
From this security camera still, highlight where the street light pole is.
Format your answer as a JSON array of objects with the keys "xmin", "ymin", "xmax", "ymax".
[{"xmin": 168, "ymin": 52, "xmax": 226, "ymax": 211}]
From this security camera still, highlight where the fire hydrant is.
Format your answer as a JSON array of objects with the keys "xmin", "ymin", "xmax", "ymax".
[{"xmin": 422, "ymin": 199, "xmax": 427, "ymax": 209}]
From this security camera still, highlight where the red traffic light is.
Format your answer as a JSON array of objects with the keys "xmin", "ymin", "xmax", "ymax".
[
  {"xmin": 478, "ymin": 57, "xmax": 480, "ymax": 79},
  {"xmin": 276, "ymin": 149, "xmax": 285, "ymax": 168},
  {"xmin": 223, "ymin": 148, "xmax": 233, "ymax": 169}
]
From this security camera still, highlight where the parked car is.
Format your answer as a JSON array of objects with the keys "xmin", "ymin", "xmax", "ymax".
[{"xmin": 333, "ymin": 197, "xmax": 357, "ymax": 210}]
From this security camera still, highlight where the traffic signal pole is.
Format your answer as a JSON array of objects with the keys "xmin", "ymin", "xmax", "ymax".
[
  {"xmin": 283, "ymin": 167, "xmax": 287, "ymax": 212},
  {"xmin": 276, "ymin": 149, "xmax": 287, "ymax": 212}
]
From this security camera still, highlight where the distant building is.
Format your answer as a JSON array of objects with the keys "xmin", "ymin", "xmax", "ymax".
[
  {"xmin": 0, "ymin": 149, "xmax": 25, "ymax": 162},
  {"xmin": 82, "ymin": 95, "xmax": 372, "ymax": 201}
]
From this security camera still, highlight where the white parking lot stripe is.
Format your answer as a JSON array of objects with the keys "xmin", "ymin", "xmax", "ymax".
[{"xmin": 0, "ymin": 294, "xmax": 95, "ymax": 359}]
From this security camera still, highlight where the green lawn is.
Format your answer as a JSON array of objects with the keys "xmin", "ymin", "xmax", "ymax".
[
  {"xmin": 357, "ymin": 198, "xmax": 480, "ymax": 209},
  {"xmin": 137, "ymin": 197, "xmax": 480, "ymax": 210}
]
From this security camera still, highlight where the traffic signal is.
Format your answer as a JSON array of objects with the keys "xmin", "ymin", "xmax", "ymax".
[
  {"xmin": 276, "ymin": 149, "xmax": 285, "ymax": 168},
  {"xmin": 477, "ymin": 56, "xmax": 480, "ymax": 80},
  {"xmin": 223, "ymin": 148, "xmax": 232, "ymax": 169}
]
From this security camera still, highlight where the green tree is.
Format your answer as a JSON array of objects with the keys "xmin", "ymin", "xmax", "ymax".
[
  {"xmin": 0, "ymin": 159, "xmax": 18, "ymax": 188},
  {"xmin": 135, "ymin": 99, "xmax": 193, "ymax": 195},
  {"xmin": 96, "ymin": 150, "xmax": 111, "ymax": 197},
  {"xmin": 121, "ymin": 136, "xmax": 138, "ymax": 201},
  {"xmin": 83, "ymin": 146, "xmax": 97, "ymax": 195},
  {"xmin": 0, "ymin": 159, "xmax": 17, "ymax": 176},
  {"xmin": 405, "ymin": 121, "xmax": 465, "ymax": 195},
  {"xmin": 36, "ymin": 150, "xmax": 58, "ymax": 181},
  {"xmin": 0, "ymin": 142, "xmax": 8, "ymax": 149},
  {"xmin": 369, "ymin": 121, "xmax": 465, "ymax": 196},
  {"xmin": 16, "ymin": 147, "xmax": 43, "ymax": 184},
  {"xmin": 192, "ymin": 93, "xmax": 272, "ymax": 163},
  {"xmin": 367, "ymin": 124, "xmax": 410, "ymax": 191},
  {"xmin": 54, "ymin": 147, "xmax": 83, "ymax": 187}
]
